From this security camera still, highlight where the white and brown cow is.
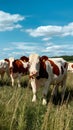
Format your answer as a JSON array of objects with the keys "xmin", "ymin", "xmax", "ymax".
[
  {"xmin": 29, "ymin": 54, "xmax": 68, "ymax": 105},
  {"xmin": 67, "ymin": 62, "xmax": 73, "ymax": 73},
  {"xmin": 0, "ymin": 59, "xmax": 9, "ymax": 80},
  {"xmin": 5, "ymin": 56, "xmax": 29, "ymax": 87}
]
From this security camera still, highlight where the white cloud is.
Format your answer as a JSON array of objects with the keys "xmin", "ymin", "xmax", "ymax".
[
  {"xmin": 1, "ymin": 41, "xmax": 73, "ymax": 59},
  {"xmin": 3, "ymin": 47, "xmax": 14, "ymax": 51},
  {"xmin": 42, "ymin": 43, "xmax": 62, "ymax": 53},
  {"xmin": 26, "ymin": 22, "xmax": 73, "ymax": 37},
  {"xmin": 42, "ymin": 43, "xmax": 73, "ymax": 56},
  {"xmin": 11, "ymin": 42, "xmax": 73, "ymax": 57},
  {"xmin": 0, "ymin": 10, "xmax": 25, "ymax": 31},
  {"xmin": 42, "ymin": 37, "xmax": 52, "ymax": 41},
  {"xmin": 61, "ymin": 22, "xmax": 73, "ymax": 36},
  {"xmin": 26, "ymin": 25, "xmax": 62, "ymax": 37},
  {"xmin": 11, "ymin": 42, "xmax": 38, "ymax": 50}
]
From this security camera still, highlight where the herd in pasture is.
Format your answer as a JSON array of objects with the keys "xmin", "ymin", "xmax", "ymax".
[{"xmin": 0, "ymin": 53, "xmax": 73, "ymax": 105}]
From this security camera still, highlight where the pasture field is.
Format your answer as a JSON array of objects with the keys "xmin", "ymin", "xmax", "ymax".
[{"xmin": 0, "ymin": 72, "xmax": 73, "ymax": 130}]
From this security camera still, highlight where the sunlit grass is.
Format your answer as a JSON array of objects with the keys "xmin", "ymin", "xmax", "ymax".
[{"xmin": 0, "ymin": 73, "xmax": 72, "ymax": 130}]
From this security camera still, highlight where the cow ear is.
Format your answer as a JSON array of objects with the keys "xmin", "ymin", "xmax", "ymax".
[
  {"xmin": 23, "ymin": 58, "xmax": 29, "ymax": 62},
  {"xmin": 41, "ymin": 58, "xmax": 45, "ymax": 62},
  {"xmin": 40, "ymin": 56, "xmax": 47, "ymax": 62},
  {"xmin": 4, "ymin": 58, "xmax": 9, "ymax": 63}
]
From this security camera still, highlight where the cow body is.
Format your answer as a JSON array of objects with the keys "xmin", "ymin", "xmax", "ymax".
[
  {"xmin": 29, "ymin": 54, "xmax": 68, "ymax": 105},
  {"xmin": 68, "ymin": 62, "xmax": 73, "ymax": 73},
  {"xmin": 6, "ymin": 56, "xmax": 29, "ymax": 87}
]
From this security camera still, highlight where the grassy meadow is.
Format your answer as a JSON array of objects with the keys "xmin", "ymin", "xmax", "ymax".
[{"xmin": 0, "ymin": 72, "xmax": 73, "ymax": 130}]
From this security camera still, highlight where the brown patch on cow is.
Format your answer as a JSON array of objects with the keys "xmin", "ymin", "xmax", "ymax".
[
  {"xmin": 48, "ymin": 59, "xmax": 60, "ymax": 76},
  {"xmin": 64, "ymin": 62, "xmax": 68, "ymax": 69},
  {"xmin": 12, "ymin": 60, "xmax": 28, "ymax": 74},
  {"xmin": 71, "ymin": 64, "xmax": 73, "ymax": 68},
  {"xmin": 20, "ymin": 56, "xmax": 29, "ymax": 62},
  {"xmin": 61, "ymin": 66, "xmax": 64, "ymax": 74},
  {"xmin": 37, "ymin": 56, "xmax": 48, "ymax": 79}
]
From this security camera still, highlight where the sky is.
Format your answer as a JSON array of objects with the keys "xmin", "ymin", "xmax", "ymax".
[{"xmin": 0, "ymin": 0, "xmax": 73, "ymax": 59}]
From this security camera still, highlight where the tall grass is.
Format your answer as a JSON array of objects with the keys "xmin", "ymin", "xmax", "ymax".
[{"xmin": 0, "ymin": 73, "xmax": 72, "ymax": 130}]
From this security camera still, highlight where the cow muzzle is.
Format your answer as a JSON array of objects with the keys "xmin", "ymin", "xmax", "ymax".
[{"xmin": 29, "ymin": 71, "xmax": 39, "ymax": 79}]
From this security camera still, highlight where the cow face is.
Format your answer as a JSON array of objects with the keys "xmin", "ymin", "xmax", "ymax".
[
  {"xmin": 29, "ymin": 54, "xmax": 40, "ymax": 78},
  {"xmin": 5, "ymin": 57, "xmax": 14, "ymax": 68},
  {"xmin": 20, "ymin": 56, "xmax": 29, "ymax": 70},
  {"xmin": 0, "ymin": 60, "xmax": 8, "ymax": 69}
]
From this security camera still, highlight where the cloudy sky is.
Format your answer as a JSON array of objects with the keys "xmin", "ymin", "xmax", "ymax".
[{"xmin": 0, "ymin": 0, "xmax": 73, "ymax": 59}]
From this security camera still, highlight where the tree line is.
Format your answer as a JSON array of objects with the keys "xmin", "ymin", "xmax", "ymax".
[{"xmin": 52, "ymin": 55, "xmax": 73, "ymax": 61}]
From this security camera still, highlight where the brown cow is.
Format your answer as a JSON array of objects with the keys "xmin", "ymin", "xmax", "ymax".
[
  {"xmin": 5, "ymin": 56, "xmax": 29, "ymax": 87},
  {"xmin": 29, "ymin": 54, "xmax": 68, "ymax": 105}
]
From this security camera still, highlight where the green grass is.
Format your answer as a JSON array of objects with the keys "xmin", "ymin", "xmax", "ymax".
[{"xmin": 0, "ymin": 73, "xmax": 73, "ymax": 130}]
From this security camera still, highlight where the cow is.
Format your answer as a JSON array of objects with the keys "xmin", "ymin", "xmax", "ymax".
[
  {"xmin": 29, "ymin": 54, "xmax": 68, "ymax": 105},
  {"xmin": 0, "ymin": 59, "xmax": 9, "ymax": 80},
  {"xmin": 5, "ymin": 56, "xmax": 29, "ymax": 87},
  {"xmin": 67, "ymin": 62, "xmax": 73, "ymax": 73}
]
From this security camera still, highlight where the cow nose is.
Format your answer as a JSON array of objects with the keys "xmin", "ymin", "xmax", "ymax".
[
  {"xmin": 30, "ymin": 71, "xmax": 38, "ymax": 77},
  {"xmin": 32, "ymin": 71, "xmax": 38, "ymax": 75}
]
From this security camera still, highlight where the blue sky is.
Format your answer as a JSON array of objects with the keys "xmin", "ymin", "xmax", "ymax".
[{"xmin": 0, "ymin": 0, "xmax": 73, "ymax": 59}]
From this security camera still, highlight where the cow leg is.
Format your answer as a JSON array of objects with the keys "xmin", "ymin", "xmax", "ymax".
[
  {"xmin": 17, "ymin": 79, "xmax": 21, "ymax": 87},
  {"xmin": 42, "ymin": 80, "xmax": 51, "ymax": 105},
  {"xmin": 61, "ymin": 76, "xmax": 67, "ymax": 104},
  {"xmin": 51, "ymin": 84, "xmax": 58, "ymax": 97},
  {"xmin": 17, "ymin": 75, "xmax": 21, "ymax": 87},
  {"xmin": 30, "ymin": 78, "xmax": 37, "ymax": 102},
  {"xmin": 6, "ymin": 71, "xmax": 10, "ymax": 78},
  {"xmin": 50, "ymin": 84, "xmax": 59, "ymax": 103},
  {"xmin": 1, "ymin": 72, "xmax": 5, "ymax": 81},
  {"xmin": 10, "ymin": 74, "xmax": 14, "ymax": 87}
]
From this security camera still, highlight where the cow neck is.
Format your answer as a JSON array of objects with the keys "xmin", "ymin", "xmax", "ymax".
[{"xmin": 36, "ymin": 59, "xmax": 48, "ymax": 79}]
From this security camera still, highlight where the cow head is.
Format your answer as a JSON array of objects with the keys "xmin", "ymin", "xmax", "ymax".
[
  {"xmin": 0, "ymin": 60, "xmax": 8, "ymax": 69},
  {"xmin": 5, "ymin": 57, "xmax": 14, "ymax": 68},
  {"xmin": 29, "ymin": 54, "xmax": 49, "ymax": 79},
  {"xmin": 20, "ymin": 56, "xmax": 29, "ymax": 69},
  {"xmin": 29, "ymin": 54, "xmax": 40, "ymax": 78},
  {"xmin": 20, "ymin": 56, "xmax": 29, "ymax": 62}
]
